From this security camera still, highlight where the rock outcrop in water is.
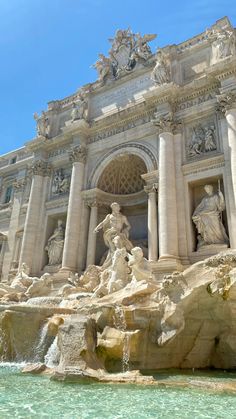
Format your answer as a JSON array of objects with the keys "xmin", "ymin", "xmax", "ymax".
[
  {"xmin": 1, "ymin": 251, "xmax": 236, "ymax": 378},
  {"xmin": 1, "ymin": 208, "xmax": 236, "ymax": 380}
]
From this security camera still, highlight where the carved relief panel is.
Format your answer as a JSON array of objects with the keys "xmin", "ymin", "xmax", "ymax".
[
  {"xmin": 50, "ymin": 167, "xmax": 71, "ymax": 197},
  {"xmin": 184, "ymin": 116, "xmax": 220, "ymax": 162}
]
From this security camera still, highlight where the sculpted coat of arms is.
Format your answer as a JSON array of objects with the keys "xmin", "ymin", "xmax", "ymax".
[{"xmin": 92, "ymin": 28, "xmax": 156, "ymax": 84}]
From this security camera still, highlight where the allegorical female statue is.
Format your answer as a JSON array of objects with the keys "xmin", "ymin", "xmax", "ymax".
[
  {"xmin": 45, "ymin": 220, "xmax": 65, "ymax": 265},
  {"xmin": 192, "ymin": 184, "xmax": 229, "ymax": 249}
]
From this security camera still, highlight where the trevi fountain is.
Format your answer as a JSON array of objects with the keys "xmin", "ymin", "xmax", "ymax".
[{"xmin": 1, "ymin": 16, "xmax": 236, "ymax": 418}]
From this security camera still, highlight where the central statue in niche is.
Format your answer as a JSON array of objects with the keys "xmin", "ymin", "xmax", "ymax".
[{"xmin": 94, "ymin": 202, "xmax": 133, "ymax": 266}]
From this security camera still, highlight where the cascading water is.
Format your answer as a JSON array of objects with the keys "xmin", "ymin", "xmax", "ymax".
[
  {"xmin": 122, "ymin": 333, "xmax": 131, "ymax": 372},
  {"xmin": 0, "ymin": 324, "xmax": 9, "ymax": 362},
  {"xmin": 113, "ymin": 305, "xmax": 131, "ymax": 372},
  {"xmin": 33, "ymin": 323, "xmax": 52, "ymax": 363},
  {"xmin": 44, "ymin": 336, "xmax": 60, "ymax": 367}
]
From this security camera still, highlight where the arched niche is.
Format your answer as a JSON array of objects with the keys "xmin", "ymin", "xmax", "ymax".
[{"xmin": 92, "ymin": 154, "xmax": 149, "ymax": 264}]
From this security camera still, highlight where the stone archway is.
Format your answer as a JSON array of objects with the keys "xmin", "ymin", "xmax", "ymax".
[{"xmin": 88, "ymin": 142, "xmax": 157, "ymax": 190}]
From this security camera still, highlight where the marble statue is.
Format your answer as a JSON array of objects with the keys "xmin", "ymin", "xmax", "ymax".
[
  {"xmin": 151, "ymin": 50, "xmax": 170, "ymax": 85},
  {"xmin": 192, "ymin": 184, "xmax": 229, "ymax": 249},
  {"xmin": 128, "ymin": 247, "xmax": 152, "ymax": 283},
  {"xmin": 207, "ymin": 28, "xmax": 236, "ymax": 61},
  {"xmin": 45, "ymin": 220, "xmax": 65, "ymax": 266},
  {"xmin": 52, "ymin": 169, "xmax": 70, "ymax": 195},
  {"xmin": 134, "ymin": 33, "xmax": 156, "ymax": 61},
  {"xmin": 25, "ymin": 273, "xmax": 52, "ymax": 298},
  {"xmin": 0, "ymin": 263, "xmax": 34, "ymax": 300},
  {"xmin": 71, "ymin": 91, "xmax": 88, "ymax": 121},
  {"xmin": 94, "ymin": 202, "xmax": 133, "ymax": 258},
  {"xmin": 92, "ymin": 54, "xmax": 112, "ymax": 83},
  {"xmin": 93, "ymin": 236, "xmax": 130, "ymax": 297},
  {"xmin": 107, "ymin": 236, "xmax": 130, "ymax": 294},
  {"xmin": 9, "ymin": 263, "xmax": 33, "ymax": 292},
  {"xmin": 34, "ymin": 111, "xmax": 50, "ymax": 138}
]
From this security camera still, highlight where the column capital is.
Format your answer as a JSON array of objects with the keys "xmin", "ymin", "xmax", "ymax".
[
  {"xmin": 152, "ymin": 111, "xmax": 181, "ymax": 134},
  {"xmin": 30, "ymin": 159, "xmax": 52, "ymax": 177},
  {"xmin": 69, "ymin": 145, "xmax": 87, "ymax": 164},
  {"xmin": 216, "ymin": 92, "xmax": 236, "ymax": 114},
  {"xmin": 85, "ymin": 198, "xmax": 101, "ymax": 208},
  {"xmin": 144, "ymin": 183, "xmax": 158, "ymax": 194}
]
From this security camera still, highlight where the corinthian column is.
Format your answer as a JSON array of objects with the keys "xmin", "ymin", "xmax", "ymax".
[
  {"xmin": 217, "ymin": 92, "xmax": 236, "ymax": 248},
  {"xmin": 153, "ymin": 112, "xmax": 180, "ymax": 268},
  {"xmin": 61, "ymin": 145, "xmax": 87, "ymax": 272},
  {"xmin": 86, "ymin": 200, "xmax": 98, "ymax": 267},
  {"xmin": 19, "ymin": 160, "xmax": 51, "ymax": 272},
  {"xmin": 144, "ymin": 183, "xmax": 158, "ymax": 261}
]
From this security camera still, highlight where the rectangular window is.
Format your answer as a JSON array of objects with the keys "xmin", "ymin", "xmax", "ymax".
[
  {"xmin": 4, "ymin": 186, "xmax": 12, "ymax": 203},
  {"xmin": 10, "ymin": 157, "xmax": 17, "ymax": 164}
]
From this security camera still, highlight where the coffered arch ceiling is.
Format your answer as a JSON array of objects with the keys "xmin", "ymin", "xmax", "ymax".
[{"xmin": 97, "ymin": 154, "xmax": 147, "ymax": 195}]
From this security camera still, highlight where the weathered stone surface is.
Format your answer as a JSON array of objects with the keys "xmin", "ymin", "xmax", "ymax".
[
  {"xmin": 57, "ymin": 315, "xmax": 103, "ymax": 371},
  {"xmin": 22, "ymin": 363, "xmax": 46, "ymax": 374}
]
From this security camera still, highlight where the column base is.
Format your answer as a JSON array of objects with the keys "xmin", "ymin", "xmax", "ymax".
[
  {"xmin": 157, "ymin": 255, "xmax": 183, "ymax": 272},
  {"xmin": 59, "ymin": 266, "xmax": 77, "ymax": 274}
]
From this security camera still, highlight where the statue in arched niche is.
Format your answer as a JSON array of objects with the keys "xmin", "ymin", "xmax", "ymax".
[
  {"xmin": 45, "ymin": 220, "xmax": 65, "ymax": 265},
  {"xmin": 192, "ymin": 184, "xmax": 229, "ymax": 250}
]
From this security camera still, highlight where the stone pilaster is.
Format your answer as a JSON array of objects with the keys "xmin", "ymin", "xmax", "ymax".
[
  {"xmin": 153, "ymin": 112, "xmax": 181, "ymax": 268},
  {"xmin": 217, "ymin": 92, "xmax": 236, "ymax": 248},
  {"xmin": 86, "ymin": 200, "xmax": 99, "ymax": 267},
  {"xmin": 61, "ymin": 145, "xmax": 87, "ymax": 272},
  {"xmin": 174, "ymin": 131, "xmax": 190, "ymax": 266},
  {"xmin": 18, "ymin": 160, "xmax": 51, "ymax": 273},
  {"xmin": 144, "ymin": 183, "xmax": 158, "ymax": 261},
  {"xmin": 77, "ymin": 200, "xmax": 90, "ymax": 272},
  {"xmin": 0, "ymin": 234, "xmax": 7, "ymax": 280},
  {"xmin": 1, "ymin": 177, "xmax": 26, "ymax": 280}
]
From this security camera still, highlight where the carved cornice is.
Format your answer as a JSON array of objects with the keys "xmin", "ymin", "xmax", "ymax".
[
  {"xmin": 216, "ymin": 92, "xmax": 236, "ymax": 114},
  {"xmin": 152, "ymin": 112, "xmax": 181, "ymax": 134},
  {"xmin": 30, "ymin": 160, "xmax": 52, "ymax": 177},
  {"xmin": 82, "ymin": 187, "xmax": 146, "ymax": 207},
  {"xmin": 182, "ymin": 154, "xmax": 225, "ymax": 176},
  {"xmin": 69, "ymin": 145, "xmax": 87, "ymax": 164},
  {"xmin": 45, "ymin": 195, "xmax": 69, "ymax": 210}
]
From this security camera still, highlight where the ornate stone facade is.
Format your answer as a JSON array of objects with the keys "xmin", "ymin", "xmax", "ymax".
[{"xmin": 0, "ymin": 16, "xmax": 236, "ymax": 280}]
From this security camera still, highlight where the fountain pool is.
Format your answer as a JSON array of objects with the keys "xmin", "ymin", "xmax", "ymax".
[{"xmin": 0, "ymin": 364, "xmax": 236, "ymax": 418}]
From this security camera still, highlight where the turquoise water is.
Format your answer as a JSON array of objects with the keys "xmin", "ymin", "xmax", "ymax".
[{"xmin": 0, "ymin": 365, "xmax": 236, "ymax": 419}]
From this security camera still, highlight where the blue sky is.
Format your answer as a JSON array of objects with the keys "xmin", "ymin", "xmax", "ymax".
[{"xmin": 0, "ymin": 0, "xmax": 235, "ymax": 155}]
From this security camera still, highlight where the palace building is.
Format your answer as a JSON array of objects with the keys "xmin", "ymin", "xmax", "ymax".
[{"xmin": 0, "ymin": 16, "xmax": 236, "ymax": 282}]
